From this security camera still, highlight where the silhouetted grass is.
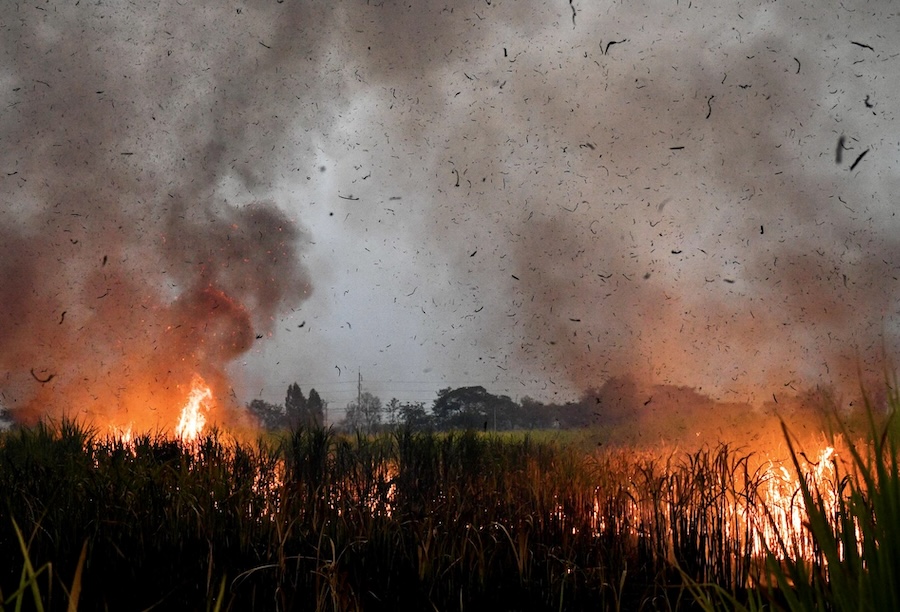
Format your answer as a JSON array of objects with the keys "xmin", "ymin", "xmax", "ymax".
[
  {"xmin": 0, "ymin": 404, "xmax": 895, "ymax": 611},
  {"xmin": 760, "ymin": 384, "xmax": 900, "ymax": 611}
]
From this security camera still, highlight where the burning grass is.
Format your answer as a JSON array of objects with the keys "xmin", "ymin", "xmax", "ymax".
[{"xmin": 0, "ymin": 396, "xmax": 897, "ymax": 610}]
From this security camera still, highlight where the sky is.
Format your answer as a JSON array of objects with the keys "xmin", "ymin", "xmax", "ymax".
[{"xmin": 1, "ymin": 0, "xmax": 898, "ymax": 427}]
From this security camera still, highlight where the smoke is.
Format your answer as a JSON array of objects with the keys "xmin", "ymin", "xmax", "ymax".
[
  {"xmin": 0, "ymin": 2, "xmax": 320, "ymax": 428},
  {"xmin": 316, "ymin": 0, "xmax": 899, "ymax": 404},
  {"xmin": 1, "ymin": 0, "xmax": 897, "ymax": 423}
]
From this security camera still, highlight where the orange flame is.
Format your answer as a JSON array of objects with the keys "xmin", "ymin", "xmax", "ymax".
[
  {"xmin": 109, "ymin": 423, "xmax": 134, "ymax": 445},
  {"xmin": 755, "ymin": 445, "xmax": 839, "ymax": 559},
  {"xmin": 174, "ymin": 376, "xmax": 214, "ymax": 443}
]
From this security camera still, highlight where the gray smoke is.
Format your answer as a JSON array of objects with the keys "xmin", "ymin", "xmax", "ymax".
[
  {"xmin": 293, "ymin": 0, "xmax": 899, "ymax": 406},
  {"xmin": 2, "ymin": 0, "xmax": 897, "ymax": 423},
  {"xmin": 0, "ymin": 2, "xmax": 321, "ymax": 427}
]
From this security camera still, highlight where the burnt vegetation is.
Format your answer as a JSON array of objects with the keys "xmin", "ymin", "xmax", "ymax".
[{"xmin": 2, "ymin": 387, "xmax": 898, "ymax": 611}]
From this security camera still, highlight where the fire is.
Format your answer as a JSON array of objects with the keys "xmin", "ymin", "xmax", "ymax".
[
  {"xmin": 584, "ymin": 438, "xmax": 850, "ymax": 589},
  {"xmin": 754, "ymin": 445, "xmax": 838, "ymax": 560},
  {"xmin": 109, "ymin": 423, "xmax": 134, "ymax": 446},
  {"xmin": 174, "ymin": 376, "xmax": 214, "ymax": 443},
  {"xmin": 102, "ymin": 374, "xmax": 221, "ymax": 446}
]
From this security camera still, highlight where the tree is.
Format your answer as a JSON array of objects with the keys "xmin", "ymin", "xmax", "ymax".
[
  {"xmin": 306, "ymin": 388, "xmax": 326, "ymax": 428},
  {"xmin": 398, "ymin": 401, "xmax": 430, "ymax": 430},
  {"xmin": 342, "ymin": 391, "xmax": 382, "ymax": 433},
  {"xmin": 285, "ymin": 383, "xmax": 308, "ymax": 429},
  {"xmin": 519, "ymin": 396, "xmax": 553, "ymax": 429},
  {"xmin": 283, "ymin": 383, "xmax": 326, "ymax": 429},
  {"xmin": 247, "ymin": 399, "xmax": 286, "ymax": 430},
  {"xmin": 385, "ymin": 398, "xmax": 401, "ymax": 426},
  {"xmin": 432, "ymin": 386, "xmax": 519, "ymax": 431}
]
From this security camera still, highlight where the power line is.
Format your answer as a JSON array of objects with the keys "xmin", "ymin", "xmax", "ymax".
[{"xmin": 261, "ymin": 377, "xmax": 560, "ymax": 386}]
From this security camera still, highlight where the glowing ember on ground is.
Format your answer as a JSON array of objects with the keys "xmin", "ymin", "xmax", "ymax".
[{"xmin": 174, "ymin": 376, "xmax": 214, "ymax": 443}]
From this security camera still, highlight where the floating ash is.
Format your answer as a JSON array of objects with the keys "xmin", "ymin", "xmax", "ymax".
[{"xmin": 0, "ymin": 2, "xmax": 316, "ymax": 432}]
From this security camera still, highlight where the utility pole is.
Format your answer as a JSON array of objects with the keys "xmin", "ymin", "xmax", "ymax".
[{"xmin": 357, "ymin": 368, "xmax": 363, "ymax": 432}]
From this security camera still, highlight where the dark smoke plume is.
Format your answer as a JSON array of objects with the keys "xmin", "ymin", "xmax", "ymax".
[{"xmin": 0, "ymin": 2, "xmax": 319, "ymax": 428}]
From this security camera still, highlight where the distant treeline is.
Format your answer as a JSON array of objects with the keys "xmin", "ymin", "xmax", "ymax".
[{"xmin": 248, "ymin": 375, "xmax": 855, "ymax": 440}]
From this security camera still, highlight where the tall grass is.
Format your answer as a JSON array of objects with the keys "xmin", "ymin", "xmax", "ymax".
[
  {"xmin": 0, "ymin": 403, "xmax": 895, "ymax": 610},
  {"xmin": 760, "ymin": 385, "xmax": 900, "ymax": 611}
]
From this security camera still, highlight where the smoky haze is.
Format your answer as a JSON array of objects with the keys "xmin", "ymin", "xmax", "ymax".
[
  {"xmin": 298, "ymin": 0, "xmax": 899, "ymax": 408},
  {"xmin": 0, "ymin": 0, "xmax": 897, "ymax": 424},
  {"xmin": 0, "ymin": 2, "xmax": 317, "ymax": 427}
]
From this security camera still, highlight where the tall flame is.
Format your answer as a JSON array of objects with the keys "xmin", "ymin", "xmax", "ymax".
[
  {"xmin": 174, "ymin": 376, "xmax": 214, "ymax": 443},
  {"xmin": 756, "ymin": 445, "xmax": 839, "ymax": 559}
]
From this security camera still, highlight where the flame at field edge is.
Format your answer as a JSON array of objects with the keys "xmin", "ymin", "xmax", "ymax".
[{"xmin": 174, "ymin": 376, "xmax": 214, "ymax": 443}]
